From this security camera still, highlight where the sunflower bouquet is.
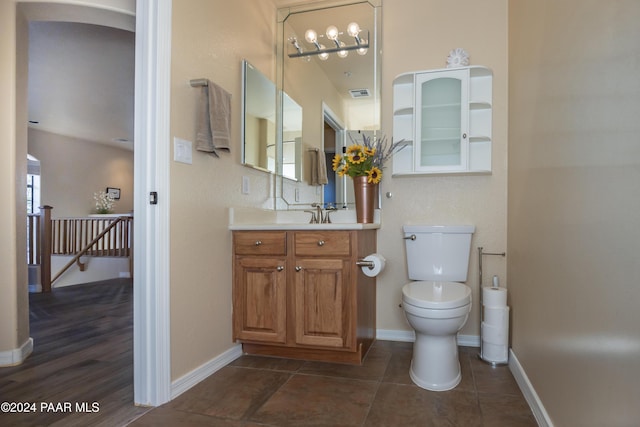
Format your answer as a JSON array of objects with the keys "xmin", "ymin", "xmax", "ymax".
[{"xmin": 332, "ymin": 134, "xmax": 406, "ymax": 184}]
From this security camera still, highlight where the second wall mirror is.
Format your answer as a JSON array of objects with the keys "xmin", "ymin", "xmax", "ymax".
[{"xmin": 276, "ymin": 0, "xmax": 381, "ymax": 208}]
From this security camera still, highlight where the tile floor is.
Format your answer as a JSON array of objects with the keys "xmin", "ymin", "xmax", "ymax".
[{"xmin": 129, "ymin": 341, "xmax": 537, "ymax": 426}]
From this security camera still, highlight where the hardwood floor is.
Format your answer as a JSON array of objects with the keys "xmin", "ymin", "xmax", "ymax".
[{"xmin": 0, "ymin": 279, "xmax": 150, "ymax": 427}]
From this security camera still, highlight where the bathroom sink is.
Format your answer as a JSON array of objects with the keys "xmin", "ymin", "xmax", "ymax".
[{"xmin": 228, "ymin": 207, "xmax": 380, "ymax": 230}]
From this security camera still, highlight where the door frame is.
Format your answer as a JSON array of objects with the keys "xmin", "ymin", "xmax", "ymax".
[{"xmin": 133, "ymin": 0, "xmax": 172, "ymax": 406}]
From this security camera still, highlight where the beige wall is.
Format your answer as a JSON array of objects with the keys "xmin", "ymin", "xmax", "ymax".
[
  {"xmin": 0, "ymin": 0, "xmax": 30, "ymax": 356},
  {"xmin": 508, "ymin": 0, "xmax": 640, "ymax": 425},
  {"xmin": 169, "ymin": 0, "xmax": 277, "ymax": 380},
  {"xmin": 377, "ymin": 0, "xmax": 509, "ymax": 338},
  {"xmin": 29, "ymin": 129, "xmax": 134, "ymax": 217}
]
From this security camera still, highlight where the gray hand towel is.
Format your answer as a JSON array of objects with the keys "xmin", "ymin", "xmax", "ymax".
[
  {"xmin": 311, "ymin": 149, "xmax": 328, "ymax": 186},
  {"xmin": 196, "ymin": 80, "xmax": 231, "ymax": 156}
]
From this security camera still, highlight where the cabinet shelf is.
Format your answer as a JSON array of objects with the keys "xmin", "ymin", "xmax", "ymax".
[
  {"xmin": 394, "ymin": 107, "xmax": 413, "ymax": 116},
  {"xmin": 469, "ymin": 135, "xmax": 491, "ymax": 142},
  {"xmin": 422, "ymin": 102, "xmax": 461, "ymax": 110},
  {"xmin": 470, "ymin": 101, "xmax": 491, "ymax": 110}
]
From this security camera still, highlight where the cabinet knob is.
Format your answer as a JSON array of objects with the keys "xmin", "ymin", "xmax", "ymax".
[
  {"xmin": 462, "ymin": 133, "xmax": 467, "ymax": 139},
  {"xmin": 295, "ymin": 266, "xmax": 303, "ymax": 272},
  {"xmin": 317, "ymin": 240, "xmax": 325, "ymax": 246},
  {"xmin": 255, "ymin": 240, "xmax": 262, "ymax": 246},
  {"xmin": 276, "ymin": 266, "xmax": 284, "ymax": 271}
]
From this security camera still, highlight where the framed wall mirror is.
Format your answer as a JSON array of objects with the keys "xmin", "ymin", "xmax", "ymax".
[
  {"xmin": 276, "ymin": 0, "xmax": 381, "ymax": 208},
  {"xmin": 241, "ymin": 60, "xmax": 277, "ymax": 174},
  {"xmin": 282, "ymin": 92, "xmax": 303, "ymax": 181}
]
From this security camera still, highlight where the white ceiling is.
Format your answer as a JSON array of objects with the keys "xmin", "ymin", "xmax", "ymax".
[{"xmin": 27, "ymin": 21, "xmax": 135, "ymax": 151}]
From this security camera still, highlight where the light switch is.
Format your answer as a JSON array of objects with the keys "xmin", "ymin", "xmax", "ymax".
[{"xmin": 174, "ymin": 137, "xmax": 193, "ymax": 164}]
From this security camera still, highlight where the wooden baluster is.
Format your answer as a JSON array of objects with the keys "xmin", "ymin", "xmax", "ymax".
[{"xmin": 39, "ymin": 206, "xmax": 53, "ymax": 292}]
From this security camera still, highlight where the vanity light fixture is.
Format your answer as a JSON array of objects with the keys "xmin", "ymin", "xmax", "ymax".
[{"xmin": 288, "ymin": 22, "xmax": 369, "ymax": 60}]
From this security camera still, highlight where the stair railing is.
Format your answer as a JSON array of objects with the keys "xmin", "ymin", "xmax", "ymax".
[{"xmin": 50, "ymin": 216, "xmax": 133, "ymax": 286}]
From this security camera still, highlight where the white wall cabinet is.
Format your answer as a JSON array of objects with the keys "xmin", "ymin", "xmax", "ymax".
[{"xmin": 392, "ymin": 66, "xmax": 493, "ymax": 176}]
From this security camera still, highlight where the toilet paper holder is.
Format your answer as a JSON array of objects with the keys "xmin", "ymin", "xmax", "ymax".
[
  {"xmin": 356, "ymin": 259, "xmax": 375, "ymax": 268},
  {"xmin": 478, "ymin": 247, "xmax": 507, "ymax": 366}
]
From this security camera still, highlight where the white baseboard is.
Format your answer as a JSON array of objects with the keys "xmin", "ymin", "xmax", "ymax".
[
  {"xmin": 170, "ymin": 344, "xmax": 243, "ymax": 400},
  {"xmin": 376, "ymin": 329, "xmax": 415, "ymax": 342},
  {"xmin": 509, "ymin": 349, "xmax": 553, "ymax": 427},
  {"xmin": 376, "ymin": 329, "xmax": 480, "ymax": 347},
  {"xmin": 0, "ymin": 337, "xmax": 34, "ymax": 366},
  {"xmin": 119, "ymin": 272, "xmax": 131, "ymax": 278}
]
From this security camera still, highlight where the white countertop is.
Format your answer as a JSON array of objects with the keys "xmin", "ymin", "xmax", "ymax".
[{"xmin": 228, "ymin": 207, "xmax": 381, "ymax": 230}]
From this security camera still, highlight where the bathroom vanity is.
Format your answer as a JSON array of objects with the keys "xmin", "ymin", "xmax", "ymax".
[{"xmin": 229, "ymin": 209, "xmax": 379, "ymax": 364}]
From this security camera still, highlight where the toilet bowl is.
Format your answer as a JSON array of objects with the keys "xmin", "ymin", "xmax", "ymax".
[
  {"xmin": 401, "ymin": 225, "xmax": 475, "ymax": 391},
  {"xmin": 402, "ymin": 281, "xmax": 471, "ymax": 391}
]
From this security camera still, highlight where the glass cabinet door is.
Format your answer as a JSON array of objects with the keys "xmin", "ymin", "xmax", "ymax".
[{"xmin": 414, "ymin": 69, "xmax": 469, "ymax": 172}]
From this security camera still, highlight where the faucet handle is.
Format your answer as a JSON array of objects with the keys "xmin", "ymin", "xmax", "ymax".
[
  {"xmin": 304, "ymin": 210, "xmax": 317, "ymax": 223},
  {"xmin": 322, "ymin": 210, "xmax": 332, "ymax": 224}
]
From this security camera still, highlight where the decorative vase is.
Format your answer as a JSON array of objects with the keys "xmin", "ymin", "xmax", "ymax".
[{"xmin": 353, "ymin": 175, "xmax": 377, "ymax": 223}]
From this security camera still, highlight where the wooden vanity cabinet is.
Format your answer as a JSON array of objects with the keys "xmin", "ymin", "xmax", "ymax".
[
  {"xmin": 233, "ymin": 231, "xmax": 287, "ymax": 344},
  {"xmin": 232, "ymin": 229, "xmax": 377, "ymax": 364}
]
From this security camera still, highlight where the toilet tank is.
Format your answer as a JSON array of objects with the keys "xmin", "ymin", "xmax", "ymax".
[{"xmin": 403, "ymin": 225, "xmax": 475, "ymax": 282}]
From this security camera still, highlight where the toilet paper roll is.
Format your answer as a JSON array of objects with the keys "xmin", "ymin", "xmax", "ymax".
[
  {"xmin": 481, "ymin": 321, "xmax": 508, "ymax": 345},
  {"xmin": 482, "ymin": 286, "xmax": 507, "ymax": 307},
  {"xmin": 361, "ymin": 253, "xmax": 386, "ymax": 277},
  {"xmin": 482, "ymin": 342, "xmax": 508, "ymax": 363},
  {"xmin": 484, "ymin": 306, "xmax": 510, "ymax": 327}
]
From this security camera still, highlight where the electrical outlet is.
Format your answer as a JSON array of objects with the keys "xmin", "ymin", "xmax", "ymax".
[
  {"xmin": 295, "ymin": 188, "xmax": 300, "ymax": 202},
  {"xmin": 242, "ymin": 176, "xmax": 250, "ymax": 194}
]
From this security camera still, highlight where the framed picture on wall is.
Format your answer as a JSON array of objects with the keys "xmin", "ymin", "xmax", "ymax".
[{"xmin": 106, "ymin": 187, "xmax": 121, "ymax": 200}]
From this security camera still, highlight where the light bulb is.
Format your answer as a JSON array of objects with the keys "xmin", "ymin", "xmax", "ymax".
[
  {"xmin": 357, "ymin": 38, "xmax": 368, "ymax": 55},
  {"xmin": 337, "ymin": 41, "xmax": 348, "ymax": 58},
  {"xmin": 347, "ymin": 22, "xmax": 360, "ymax": 37},
  {"xmin": 318, "ymin": 45, "xmax": 329, "ymax": 60},
  {"xmin": 326, "ymin": 25, "xmax": 339, "ymax": 41},
  {"xmin": 304, "ymin": 29, "xmax": 317, "ymax": 44}
]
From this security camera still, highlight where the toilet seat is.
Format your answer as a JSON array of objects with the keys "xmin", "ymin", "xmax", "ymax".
[{"xmin": 402, "ymin": 281, "xmax": 471, "ymax": 310}]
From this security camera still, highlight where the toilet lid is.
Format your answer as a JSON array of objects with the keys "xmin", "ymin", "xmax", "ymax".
[{"xmin": 402, "ymin": 281, "xmax": 471, "ymax": 309}]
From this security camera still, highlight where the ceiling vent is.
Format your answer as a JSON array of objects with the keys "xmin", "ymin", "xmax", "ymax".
[{"xmin": 349, "ymin": 88, "xmax": 371, "ymax": 98}]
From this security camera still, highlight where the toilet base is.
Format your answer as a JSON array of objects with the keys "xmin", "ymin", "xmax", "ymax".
[{"xmin": 410, "ymin": 333, "xmax": 462, "ymax": 391}]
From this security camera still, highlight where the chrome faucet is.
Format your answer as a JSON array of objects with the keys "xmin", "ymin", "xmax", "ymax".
[
  {"xmin": 312, "ymin": 203, "xmax": 323, "ymax": 223},
  {"xmin": 305, "ymin": 204, "xmax": 322, "ymax": 224},
  {"xmin": 305, "ymin": 203, "xmax": 338, "ymax": 224}
]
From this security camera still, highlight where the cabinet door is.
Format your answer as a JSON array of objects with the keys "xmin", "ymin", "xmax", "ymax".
[
  {"xmin": 414, "ymin": 69, "xmax": 469, "ymax": 172},
  {"xmin": 233, "ymin": 257, "xmax": 286, "ymax": 343},
  {"xmin": 293, "ymin": 258, "xmax": 350, "ymax": 349}
]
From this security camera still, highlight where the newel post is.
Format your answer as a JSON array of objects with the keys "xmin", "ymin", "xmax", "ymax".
[{"xmin": 39, "ymin": 205, "xmax": 53, "ymax": 292}]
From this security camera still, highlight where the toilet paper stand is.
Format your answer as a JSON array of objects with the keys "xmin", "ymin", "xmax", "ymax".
[{"xmin": 477, "ymin": 247, "xmax": 507, "ymax": 366}]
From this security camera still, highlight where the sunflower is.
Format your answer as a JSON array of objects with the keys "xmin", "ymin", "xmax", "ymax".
[
  {"xmin": 366, "ymin": 167, "xmax": 382, "ymax": 184},
  {"xmin": 364, "ymin": 146, "xmax": 376, "ymax": 157},
  {"xmin": 337, "ymin": 163, "xmax": 349, "ymax": 177},
  {"xmin": 346, "ymin": 144, "xmax": 363, "ymax": 155},
  {"xmin": 349, "ymin": 151, "xmax": 366, "ymax": 164},
  {"xmin": 332, "ymin": 154, "xmax": 342, "ymax": 171}
]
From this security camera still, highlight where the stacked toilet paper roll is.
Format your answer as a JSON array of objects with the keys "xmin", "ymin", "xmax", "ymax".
[{"xmin": 481, "ymin": 286, "xmax": 509, "ymax": 364}]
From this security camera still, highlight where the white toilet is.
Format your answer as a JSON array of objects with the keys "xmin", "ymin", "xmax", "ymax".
[{"xmin": 401, "ymin": 225, "xmax": 475, "ymax": 391}]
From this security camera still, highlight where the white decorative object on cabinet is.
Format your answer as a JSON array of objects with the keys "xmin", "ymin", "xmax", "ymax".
[{"xmin": 392, "ymin": 66, "xmax": 493, "ymax": 176}]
